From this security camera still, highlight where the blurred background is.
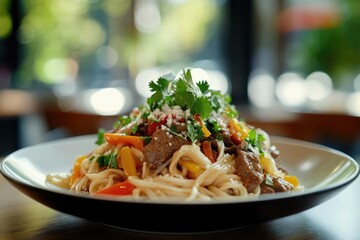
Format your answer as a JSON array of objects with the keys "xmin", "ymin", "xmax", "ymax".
[{"xmin": 0, "ymin": 0, "xmax": 359, "ymax": 160}]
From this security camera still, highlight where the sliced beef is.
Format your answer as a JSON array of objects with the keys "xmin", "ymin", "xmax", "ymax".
[
  {"xmin": 144, "ymin": 128, "xmax": 189, "ymax": 170},
  {"xmin": 224, "ymin": 145, "xmax": 238, "ymax": 155},
  {"xmin": 219, "ymin": 130, "xmax": 234, "ymax": 147},
  {"xmin": 272, "ymin": 177, "xmax": 294, "ymax": 192},
  {"xmin": 234, "ymin": 150, "xmax": 264, "ymax": 193},
  {"xmin": 260, "ymin": 175, "xmax": 294, "ymax": 194},
  {"xmin": 260, "ymin": 181, "xmax": 275, "ymax": 194},
  {"xmin": 268, "ymin": 145, "xmax": 289, "ymax": 174}
]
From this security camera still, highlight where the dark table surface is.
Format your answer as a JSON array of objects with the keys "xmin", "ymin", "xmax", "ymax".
[{"xmin": 1, "ymin": 165, "xmax": 360, "ymax": 240}]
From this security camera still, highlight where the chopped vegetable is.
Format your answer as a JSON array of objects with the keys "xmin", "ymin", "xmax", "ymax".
[
  {"xmin": 260, "ymin": 156, "xmax": 283, "ymax": 178},
  {"xmin": 117, "ymin": 147, "xmax": 143, "ymax": 169},
  {"xmin": 246, "ymin": 129, "xmax": 265, "ymax": 157},
  {"xmin": 147, "ymin": 120, "xmax": 161, "ymax": 136},
  {"xmin": 120, "ymin": 146, "xmax": 138, "ymax": 177},
  {"xmin": 113, "ymin": 115, "xmax": 132, "ymax": 129},
  {"xmin": 95, "ymin": 152, "xmax": 117, "ymax": 169},
  {"xmin": 178, "ymin": 159, "xmax": 203, "ymax": 178},
  {"xmin": 284, "ymin": 175, "xmax": 300, "ymax": 188},
  {"xmin": 104, "ymin": 133, "xmax": 144, "ymax": 151},
  {"xmin": 70, "ymin": 155, "xmax": 87, "ymax": 185},
  {"xmin": 194, "ymin": 113, "xmax": 211, "ymax": 138},
  {"xmin": 201, "ymin": 141, "xmax": 216, "ymax": 163},
  {"xmin": 95, "ymin": 128, "xmax": 106, "ymax": 145},
  {"xmin": 228, "ymin": 117, "xmax": 249, "ymax": 144},
  {"xmin": 96, "ymin": 181, "xmax": 135, "ymax": 195}
]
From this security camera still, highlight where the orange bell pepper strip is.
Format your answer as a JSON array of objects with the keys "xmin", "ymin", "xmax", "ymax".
[
  {"xmin": 228, "ymin": 117, "xmax": 249, "ymax": 144},
  {"xmin": 201, "ymin": 141, "xmax": 216, "ymax": 163},
  {"xmin": 104, "ymin": 133, "xmax": 144, "ymax": 151},
  {"xmin": 69, "ymin": 155, "xmax": 87, "ymax": 186},
  {"xmin": 119, "ymin": 146, "xmax": 138, "ymax": 177},
  {"xmin": 95, "ymin": 181, "xmax": 135, "ymax": 196},
  {"xmin": 117, "ymin": 148, "xmax": 143, "ymax": 169}
]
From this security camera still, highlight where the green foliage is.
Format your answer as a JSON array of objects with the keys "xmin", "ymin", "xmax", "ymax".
[{"xmin": 147, "ymin": 68, "xmax": 234, "ymax": 120}]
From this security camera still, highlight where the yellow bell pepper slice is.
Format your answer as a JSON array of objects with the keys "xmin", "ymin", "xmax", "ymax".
[
  {"xmin": 284, "ymin": 175, "xmax": 300, "ymax": 188},
  {"xmin": 70, "ymin": 155, "xmax": 87, "ymax": 186},
  {"xmin": 260, "ymin": 156, "xmax": 283, "ymax": 178},
  {"xmin": 194, "ymin": 113, "xmax": 211, "ymax": 138},
  {"xmin": 119, "ymin": 146, "xmax": 137, "ymax": 177},
  {"xmin": 228, "ymin": 117, "xmax": 249, "ymax": 141},
  {"xmin": 178, "ymin": 159, "xmax": 203, "ymax": 178}
]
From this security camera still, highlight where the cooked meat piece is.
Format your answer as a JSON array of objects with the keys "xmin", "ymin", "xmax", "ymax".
[
  {"xmin": 234, "ymin": 150, "xmax": 264, "ymax": 193},
  {"xmin": 272, "ymin": 177, "xmax": 294, "ymax": 192},
  {"xmin": 224, "ymin": 145, "xmax": 238, "ymax": 155},
  {"xmin": 268, "ymin": 145, "xmax": 289, "ymax": 174},
  {"xmin": 219, "ymin": 130, "xmax": 234, "ymax": 147},
  {"xmin": 134, "ymin": 123, "xmax": 146, "ymax": 136},
  {"xmin": 144, "ymin": 128, "xmax": 189, "ymax": 170},
  {"xmin": 260, "ymin": 181, "xmax": 275, "ymax": 194}
]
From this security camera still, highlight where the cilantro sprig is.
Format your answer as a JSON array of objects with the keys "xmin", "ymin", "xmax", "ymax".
[
  {"xmin": 95, "ymin": 128, "xmax": 106, "ymax": 145},
  {"xmin": 93, "ymin": 152, "xmax": 118, "ymax": 169},
  {"xmin": 147, "ymin": 69, "xmax": 236, "ymax": 120},
  {"xmin": 245, "ymin": 129, "xmax": 266, "ymax": 157}
]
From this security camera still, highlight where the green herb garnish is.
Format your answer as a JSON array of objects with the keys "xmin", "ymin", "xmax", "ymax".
[
  {"xmin": 95, "ymin": 128, "xmax": 106, "ymax": 145},
  {"xmin": 186, "ymin": 120, "xmax": 204, "ymax": 142},
  {"xmin": 147, "ymin": 69, "xmax": 233, "ymax": 120},
  {"xmin": 245, "ymin": 129, "xmax": 265, "ymax": 157},
  {"xmin": 113, "ymin": 115, "xmax": 132, "ymax": 129},
  {"xmin": 96, "ymin": 152, "xmax": 117, "ymax": 169}
]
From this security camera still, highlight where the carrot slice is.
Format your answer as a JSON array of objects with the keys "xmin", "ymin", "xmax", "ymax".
[
  {"xmin": 104, "ymin": 133, "xmax": 144, "ymax": 151},
  {"xmin": 201, "ymin": 141, "xmax": 216, "ymax": 163}
]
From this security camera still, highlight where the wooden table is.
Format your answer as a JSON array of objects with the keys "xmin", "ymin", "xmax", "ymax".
[{"xmin": 1, "ymin": 165, "xmax": 359, "ymax": 240}]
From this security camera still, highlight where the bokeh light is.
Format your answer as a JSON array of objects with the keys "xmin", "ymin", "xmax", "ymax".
[
  {"xmin": 354, "ymin": 73, "xmax": 360, "ymax": 92},
  {"xmin": 305, "ymin": 71, "xmax": 333, "ymax": 101},
  {"xmin": 96, "ymin": 46, "xmax": 119, "ymax": 69},
  {"xmin": 89, "ymin": 88, "xmax": 125, "ymax": 115},
  {"xmin": 135, "ymin": 0, "xmax": 161, "ymax": 34},
  {"xmin": 135, "ymin": 67, "xmax": 171, "ymax": 98},
  {"xmin": 276, "ymin": 72, "xmax": 307, "ymax": 107},
  {"xmin": 0, "ymin": 15, "xmax": 12, "ymax": 38},
  {"xmin": 345, "ymin": 92, "xmax": 360, "ymax": 116},
  {"xmin": 43, "ymin": 58, "xmax": 78, "ymax": 84},
  {"xmin": 190, "ymin": 68, "xmax": 229, "ymax": 94},
  {"xmin": 248, "ymin": 70, "xmax": 276, "ymax": 108}
]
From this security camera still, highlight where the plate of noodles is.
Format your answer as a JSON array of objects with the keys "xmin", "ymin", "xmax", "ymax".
[{"xmin": 0, "ymin": 69, "xmax": 359, "ymax": 233}]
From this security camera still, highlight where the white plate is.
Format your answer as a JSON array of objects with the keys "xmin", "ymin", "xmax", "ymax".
[{"xmin": 1, "ymin": 135, "xmax": 358, "ymax": 233}]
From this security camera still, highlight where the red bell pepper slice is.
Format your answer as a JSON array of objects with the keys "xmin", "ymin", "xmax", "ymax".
[{"xmin": 95, "ymin": 181, "xmax": 135, "ymax": 196}]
